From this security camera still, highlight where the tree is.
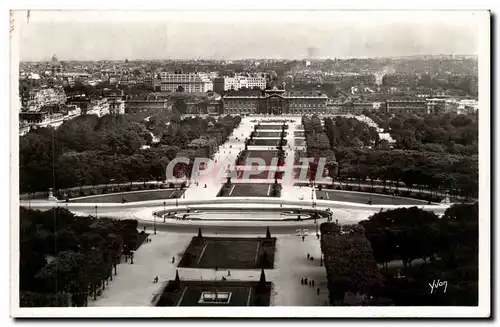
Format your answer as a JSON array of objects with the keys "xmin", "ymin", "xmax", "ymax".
[{"xmin": 320, "ymin": 224, "xmax": 382, "ymax": 304}]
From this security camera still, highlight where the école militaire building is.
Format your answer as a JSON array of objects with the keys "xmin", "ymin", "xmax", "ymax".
[{"xmin": 222, "ymin": 88, "xmax": 328, "ymax": 115}]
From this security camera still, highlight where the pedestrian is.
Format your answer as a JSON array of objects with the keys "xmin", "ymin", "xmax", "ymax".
[
  {"xmin": 312, "ymin": 280, "xmax": 315, "ymax": 287},
  {"xmin": 304, "ymin": 277, "xmax": 308, "ymax": 284},
  {"xmin": 317, "ymin": 287, "xmax": 320, "ymax": 295},
  {"xmin": 172, "ymin": 256, "xmax": 175, "ymax": 264},
  {"xmin": 309, "ymin": 280, "xmax": 312, "ymax": 287},
  {"xmin": 302, "ymin": 235, "xmax": 305, "ymax": 242},
  {"xmin": 307, "ymin": 253, "xmax": 310, "ymax": 260},
  {"xmin": 301, "ymin": 278, "xmax": 304, "ymax": 285},
  {"xmin": 228, "ymin": 270, "xmax": 231, "ymax": 277}
]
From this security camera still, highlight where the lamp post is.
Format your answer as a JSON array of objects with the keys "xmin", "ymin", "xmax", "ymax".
[{"xmin": 315, "ymin": 213, "xmax": 319, "ymax": 236}]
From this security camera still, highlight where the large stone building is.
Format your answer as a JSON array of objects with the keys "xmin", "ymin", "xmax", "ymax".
[
  {"xmin": 214, "ymin": 75, "xmax": 267, "ymax": 94},
  {"xmin": 159, "ymin": 72, "xmax": 213, "ymax": 93},
  {"xmin": 385, "ymin": 100, "xmax": 428, "ymax": 115},
  {"xmin": 222, "ymin": 89, "xmax": 328, "ymax": 115}
]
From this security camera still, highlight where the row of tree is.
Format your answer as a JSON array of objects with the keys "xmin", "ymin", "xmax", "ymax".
[
  {"xmin": 320, "ymin": 223, "xmax": 380, "ymax": 304},
  {"xmin": 20, "ymin": 114, "xmax": 242, "ymax": 193},
  {"xmin": 334, "ymin": 147, "xmax": 478, "ymax": 199},
  {"xmin": 303, "ymin": 114, "xmax": 478, "ymax": 199},
  {"xmin": 361, "ymin": 203, "xmax": 478, "ymax": 305},
  {"xmin": 367, "ymin": 111, "xmax": 478, "ymax": 155},
  {"xmin": 324, "ymin": 116, "xmax": 380, "ymax": 148},
  {"xmin": 20, "ymin": 207, "xmax": 140, "ymax": 307},
  {"xmin": 301, "ymin": 116, "xmax": 339, "ymax": 180},
  {"xmin": 320, "ymin": 203, "xmax": 478, "ymax": 306}
]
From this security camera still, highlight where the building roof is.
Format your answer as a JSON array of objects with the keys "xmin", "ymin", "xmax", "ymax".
[
  {"xmin": 284, "ymin": 90, "xmax": 326, "ymax": 98},
  {"xmin": 224, "ymin": 90, "xmax": 262, "ymax": 97}
]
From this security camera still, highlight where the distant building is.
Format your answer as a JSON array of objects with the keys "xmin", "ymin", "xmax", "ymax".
[
  {"xmin": 222, "ymin": 89, "xmax": 328, "ymax": 115},
  {"xmin": 87, "ymin": 98, "xmax": 110, "ymax": 117},
  {"xmin": 50, "ymin": 54, "xmax": 63, "ymax": 76},
  {"xmin": 426, "ymin": 98, "xmax": 447, "ymax": 115},
  {"xmin": 19, "ymin": 104, "xmax": 82, "ymax": 135},
  {"xmin": 385, "ymin": 100, "xmax": 427, "ymax": 115},
  {"xmin": 125, "ymin": 98, "xmax": 169, "ymax": 115},
  {"xmin": 145, "ymin": 74, "xmax": 161, "ymax": 91},
  {"xmin": 108, "ymin": 98, "xmax": 126, "ymax": 115},
  {"xmin": 159, "ymin": 72, "xmax": 213, "ymax": 93},
  {"xmin": 30, "ymin": 87, "xmax": 67, "ymax": 110},
  {"xmin": 213, "ymin": 75, "xmax": 267, "ymax": 94},
  {"xmin": 444, "ymin": 99, "xmax": 478, "ymax": 115}
]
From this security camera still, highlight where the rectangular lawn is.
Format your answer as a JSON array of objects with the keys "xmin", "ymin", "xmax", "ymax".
[
  {"xmin": 248, "ymin": 139, "xmax": 280, "ymax": 146},
  {"xmin": 156, "ymin": 280, "xmax": 272, "ymax": 306},
  {"xmin": 240, "ymin": 150, "xmax": 279, "ymax": 166},
  {"xmin": 70, "ymin": 189, "xmax": 185, "ymax": 203},
  {"xmin": 225, "ymin": 183, "xmax": 274, "ymax": 197},
  {"xmin": 236, "ymin": 170, "xmax": 283, "ymax": 180},
  {"xmin": 178, "ymin": 236, "xmax": 277, "ymax": 269},
  {"xmin": 255, "ymin": 124, "xmax": 286, "ymax": 130},
  {"xmin": 316, "ymin": 190, "xmax": 430, "ymax": 205},
  {"xmin": 254, "ymin": 131, "xmax": 284, "ymax": 138}
]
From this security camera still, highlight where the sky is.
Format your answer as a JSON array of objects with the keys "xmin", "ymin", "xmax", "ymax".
[{"xmin": 15, "ymin": 10, "xmax": 482, "ymax": 61}]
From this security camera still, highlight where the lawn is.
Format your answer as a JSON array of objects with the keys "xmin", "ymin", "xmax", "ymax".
[
  {"xmin": 255, "ymin": 124, "xmax": 287, "ymax": 130},
  {"xmin": 178, "ymin": 236, "xmax": 277, "ymax": 269},
  {"xmin": 248, "ymin": 139, "xmax": 284, "ymax": 146},
  {"xmin": 240, "ymin": 150, "xmax": 279, "ymax": 166},
  {"xmin": 316, "ymin": 189, "xmax": 429, "ymax": 205},
  {"xmin": 236, "ymin": 170, "xmax": 283, "ymax": 180},
  {"xmin": 254, "ymin": 131, "xmax": 284, "ymax": 138},
  {"xmin": 156, "ymin": 280, "xmax": 272, "ymax": 306},
  {"xmin": 220, "ymin": 183, "xmax": 275, "ymax": 197},
  {"xmin": 70, "ymin": 189, "xmax": 185, "ymax": 203}
]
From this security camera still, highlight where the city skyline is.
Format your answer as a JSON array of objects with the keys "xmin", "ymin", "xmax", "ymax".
[{"xmin": 17, "ymin": 10, "xmax": 480, "ymax": 61}]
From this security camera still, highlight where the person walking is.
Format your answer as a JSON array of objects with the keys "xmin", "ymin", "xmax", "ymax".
[
  {"xmin": 317, "ymin": 287, "xmax": 320, "ymax": 295},
  {"xmin": 307, "ymin": 253, "xmax": 310, "ymax": 260},
  {"xmin": 304, "ymin": 277, "xmax": 308, "ymax": 285},
  {"xmin": 312, "ymin": 280, "xmax": 315, "ymax": 287},
  {"xmin": 172, "ymin": 256, "xmax": 175, "ymax": 264},
  {"xmin": 301, "ymin": 278, "xmax": 304, "ymax": 285}
]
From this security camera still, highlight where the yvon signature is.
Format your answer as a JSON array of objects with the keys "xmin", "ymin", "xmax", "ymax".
[{"xmin": 429, "ymin": 279, "xmax": 448, "ymax": 294}]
